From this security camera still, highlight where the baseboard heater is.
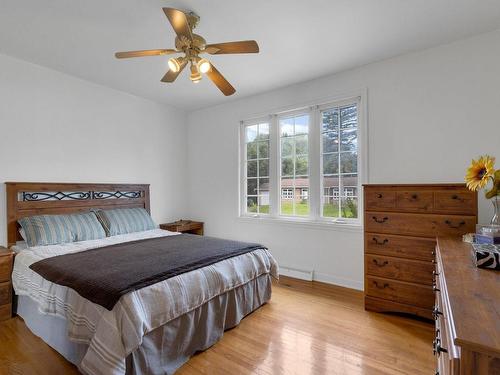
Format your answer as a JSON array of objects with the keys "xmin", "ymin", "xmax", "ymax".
[{"xmin": 279, "ymin": 266, "xmax": 314, "ymax": 281}]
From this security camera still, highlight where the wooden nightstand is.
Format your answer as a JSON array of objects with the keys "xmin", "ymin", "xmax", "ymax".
[
  {"xmin": 160, "ymin": 220, "xmax": 204, "ymax": 235},
  {"xmin": 0, "ymin": 247, "xmax": 14, "ymax": 321}
]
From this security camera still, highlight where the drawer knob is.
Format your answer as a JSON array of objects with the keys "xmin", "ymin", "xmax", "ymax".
[
  {"xmin": 444, "ymin": 220, "xmax": 465, "ymax": 229},
  {"xmin": 372, "ymin": 259, "xmax": 389, "ymax": 267},
  {"xmin": 376, "ymin": 193, "xmax": 383, "ymax": 198},
  {"xmin": 372, "ymin": 237, "xmax": 389, "ymax": 245},
  {"xmin": 432, "ymin": 306, "xmax": 443, "ymax": 320},
  {"xmin": 373, "ymin": 281, "xmax": 389, "ymax": 289},
  {"xmin": 410, "ymin": 194, "xmax": 418, "ymax": 200},
  {"xmin": 432, "ymin": 270, "xmax": 439, "ymax": 276},
  {"xmin": 433, "ymin": 284, "xmax": 440, "ymax": 292},
  {"xmin": 372, "ymin": 216, "xmax": 388, "ymax": 224},
  {"xmin": 451, "ymin": 194, "xmax": 464, "ymax": 202}
]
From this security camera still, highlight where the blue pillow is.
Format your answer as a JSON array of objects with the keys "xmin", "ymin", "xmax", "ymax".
[
  {"xmin": 93, "ymin": 208, "xmax": 156, "ymax": 236},
  {"xmin": 19, "ymin": 212, "xmax": 106, "ymax": 247}
]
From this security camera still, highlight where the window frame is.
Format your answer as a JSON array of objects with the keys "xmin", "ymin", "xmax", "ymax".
[{"xmin": 239, "ymin": 92, "xmax": 367, "ymax": 227}]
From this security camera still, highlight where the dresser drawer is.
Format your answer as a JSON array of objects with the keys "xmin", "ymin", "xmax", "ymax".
[
  {"xmin": 0, "ymin": 281, "xmax": 11, "ymax": 306},
  {"xmin": 366, "ymin": 276, "xmax": 434, "ymax": 309},
  {"xmin": 396, "ymin": 191, "xmax": 433, "ymax": 212},
  {"xmin": 365, "ymin": 190, "xmax": 396, "ymax": 210},
  {"xmin": 365, "ymin": 212, "xmax": 476, "ymax": 237},
  {"xmin": 366, "ymin": 255, "xmax": 434, "ymax": 285},
  {"xmin": 0, "ymin": 255, "xmax": 13, "ymax": 283},
  {"xmin": 366, "ymin": 234, "xmax": 435, "ymax": 261},
  {"xmin": 434, "ymin": 191, "xmax": 476, "ymax": 215}
]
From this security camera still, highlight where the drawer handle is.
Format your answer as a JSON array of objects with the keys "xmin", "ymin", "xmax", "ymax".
[
  {"xmin": 372, "ymin": 216, "xmax": 388, "ymax": 224},
  {"xmin": 444, "ymin": 220, "xmax": 465, "ymax": 229},
  {"xmin": 373, "ymin": 281, "xmax": 389, "ymax": 289},
  {"xmin": 372, "ymin": 237, "xmax": 389, "ymax": 245},
  {"xmin": 433, "ymin": 284, "xmax": 440, "ymax": 292},
  {"xmin": 451, "ymin": 194, "xmax": 464, "ymax": 202},
  {"xmin": 432, "ymin": 306, "xmax": 443, "ymax": 320},
  {"xmin": 372, "ymin": 259, "xmax": 389, "ymax": 267},
  {"xmin": 433, "ymin": 338, "xmax": 448, "ymax": 356},
  {"xmin": 432, "ymin": 270, "xmax": 439, "ymax": 276}
]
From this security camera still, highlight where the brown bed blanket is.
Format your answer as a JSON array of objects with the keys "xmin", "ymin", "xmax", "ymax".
[{"xmin": 29, "ymin": 234, "xmax": 264, "ymax": 310}]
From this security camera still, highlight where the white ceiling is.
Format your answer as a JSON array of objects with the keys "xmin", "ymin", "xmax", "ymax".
[{"xmin": 1, "ymin": 1, "xmax": 500, "ymax": 110}]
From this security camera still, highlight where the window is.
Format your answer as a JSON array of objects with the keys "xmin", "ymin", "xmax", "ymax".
[
  {"xmin": 321, "ymin": 103, "xmax": 358, "ymax": 219},
  {"xmin": 244, "ymin": 122, "xmax": 270, "ymax": 214},
  {"xmin": 281, "ymin": 188, "xmax": 293, "ymax": 199},
  {"xmin": 240, "ymin": 95, "xmax": 364, "ymax": 225},
  {"xmin": 280, "ymin": 113, "xmax": 310, "ymax": 216}
]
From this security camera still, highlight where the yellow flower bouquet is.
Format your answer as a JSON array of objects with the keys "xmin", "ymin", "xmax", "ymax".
[{"xmin": 465, "ymin": 155, "xmax": 500, "ymax": 225}]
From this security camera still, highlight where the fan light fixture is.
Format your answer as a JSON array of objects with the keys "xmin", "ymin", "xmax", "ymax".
[
  {"xmin": 115, "ymin": 7, "xmax": 260, "ymax": 96},
  {"xmin": 190, "ymin": 64, "xmax": 202, "ymax": 83},
  {"xmin": 168, "ymin": 57, "xmax": 185, "ymax": 73},
  {"xmin": 198, "ymin": 58, "xmax": 211, "ymax": 74}
]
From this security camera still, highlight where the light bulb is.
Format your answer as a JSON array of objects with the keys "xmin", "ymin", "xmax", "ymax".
[
  {"xmin": 168, "ymin": 57, "xmax": 181, "ymax": 73},
  {"xmin": 190, "ymin": 63, "xmax": 202, "ymax": 82},
  {"xmin": 198, "ymin": 58, "xmax": 211, "ymax": 74}
]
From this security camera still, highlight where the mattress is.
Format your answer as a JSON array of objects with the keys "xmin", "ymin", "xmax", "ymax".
[{"xmin": 12, "ymin": 229, "xmax": 278, "ymax": 375}]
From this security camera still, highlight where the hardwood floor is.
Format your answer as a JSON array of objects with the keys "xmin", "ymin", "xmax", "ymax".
[{"xmin": 0, "ymin": 277, "xmax": 434, "ymax": 374}]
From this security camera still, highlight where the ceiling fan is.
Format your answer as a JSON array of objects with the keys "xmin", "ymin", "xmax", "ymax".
[{"xmin": 115, "ymin": 7, "xmax": 260, "ymax": 96}]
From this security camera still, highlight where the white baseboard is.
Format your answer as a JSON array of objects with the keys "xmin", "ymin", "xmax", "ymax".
[
  {"xmin": 313, "ymin": 272, "xmax": 364, "ymax": 291},
  {"xmin": 278, "ymin": 266, "xmax": 364, "ymax": 291},
  {"xmin": 279, "ymin": 266, "xmax": 313, "ymax": 281}
]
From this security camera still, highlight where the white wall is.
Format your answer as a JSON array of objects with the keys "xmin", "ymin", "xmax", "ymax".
[
  {"xmin": 186, "ymin": 29, "xmax": 500, "ymax": 290},
  {"xmin": 0, "ymin": 53, "xmax": 187, "ymax": 247}
]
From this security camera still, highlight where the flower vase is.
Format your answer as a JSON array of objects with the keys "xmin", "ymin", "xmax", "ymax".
[{"xmin": 490, "ymin": 196, "xmax": 500, "ymax": 226}]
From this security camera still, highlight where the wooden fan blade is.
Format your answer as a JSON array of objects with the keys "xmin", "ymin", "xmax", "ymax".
[
  {"xmin": 115, "ymin": 49, "xmax": 177, "ymax": 59},
  {"xmin": 204, "ymin": 40, "xmax": 259, "ymax": 55},
  {"xmin": 163, "ymin": 8, "xmax": 193, "ymax": 41},
  {"xmin": 206, "ymin": 64, "xmax": 236, "ymax": 96},
  {"xmin": 160, "ymin": 59, "xmax": 188, "ymax": 83}
]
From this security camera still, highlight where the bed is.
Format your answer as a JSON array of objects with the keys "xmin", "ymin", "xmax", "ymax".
[{"xmin": 6, "ymin": 182, "xmax": 278, "ymax": 375}]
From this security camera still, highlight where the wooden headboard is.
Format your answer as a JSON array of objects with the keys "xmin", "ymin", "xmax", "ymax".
[{"xmin": 6, "ymin": 182, "xmax": 150, "ymax": 248}]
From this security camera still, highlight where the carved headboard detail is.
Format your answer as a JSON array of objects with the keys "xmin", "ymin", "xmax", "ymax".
[{"xmin": 6, "ymin": 182, "xmax": 150, "ymax": 248}]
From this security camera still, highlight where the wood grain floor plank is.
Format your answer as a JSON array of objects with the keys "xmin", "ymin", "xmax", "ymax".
[{"xmin": 0, "ymin": 277, "xmax": 434, "ymax": 374}]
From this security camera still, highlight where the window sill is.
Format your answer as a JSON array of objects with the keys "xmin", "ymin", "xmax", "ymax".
[{"xmin": 237, "ymin": 215, "xmax": 363, "ymax": 232}]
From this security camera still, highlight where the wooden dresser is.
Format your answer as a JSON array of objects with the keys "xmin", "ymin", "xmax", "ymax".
[
  {"xmin": 0, "ymin": 247, "xmax": 14, "ymax": 321},
  {"xmin": 434, "ymin": 237, "xmax": 500, "ymax": 375},
  {"xmin": 363, "ymin": 184, "xmax": 477, "ymax": 320}
]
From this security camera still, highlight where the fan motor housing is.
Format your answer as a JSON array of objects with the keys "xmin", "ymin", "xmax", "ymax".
[{"xmin": 175, "ymin": 34, "xmax": 206, "ymax": 52}]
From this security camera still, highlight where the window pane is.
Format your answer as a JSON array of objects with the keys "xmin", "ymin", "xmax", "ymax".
[
  {"xmin": 340, "ymin": 152, "xmax": 357, "ymax": 173},
  {"xmin": 341, "ymin": 175, "xmax": 358, "ymax": 192},
  {"xmin": 295, "ymin": 135, "xmax": 308, "ymax": 155},
  {"xmin": 295, "ymin": 115, "xmax": 309, "ymax": 135},
  {"xmin": 323, "ymin": 175, "xmax": 340, "ymax": 194},
  {"xmin": 258, "ymin": 178, "xmax": 269, "ymax": 193},
  {"xmin": 258, "ymin": 123, "xmax": 269, "ymax": 139},
  {"xmin": 247, "ymin": 178, "xmax": 257, "ymax": 195},
  {"xmin": 295, "ymin": 188, "xmax": 309, "ymax": 216},
  {"xmin": 281, "ymin": 158, "xmax": 293, "ymax": 176},
  {"xmin": 323, "ymin": 153, "xmax": 338, "ymax": 175},
  {"xmin": 323, "ymin": 197, "xmax": 339, "ymax": 217},
  {"xmin": 280, "ymin": 177, "xmax": 294, "ymax": 215},
  {"xmin": 340, "ymin": 105, "xmax": 357, "ymax": 131},
  {"xmin": 322, "ymin": 109, "xmax": 338, "ymax": 132},
  {"xmin": 259, "ymin": 159, "xmax": 269, "ymax": 177},
  {"xmin": 246, "ymin": 125, "xmax": 258, "ymax": 142},
  {"xmin": 340, "ymin": 128, "xmax": 357, "ymax": 152},
  {"xmin": 322, "ymin": 131, "xmax": 338, "ymax": 153},
  {"xmin": 341, "ymin": 197, "xmax": 358, "ymax": 218},
  {"xmin": 247, "ymin": 141, "xmax": 257, "ymax": 160},
  {"xmin": 258, "ymin": 195, "xmax": 270, "ymax": 214},
  {"xmin": 247, "ymin": 161, "xmax": 257, "ymax": 177},
  {"xmin": 247, "ymin": 196, "xmax": 258, "ymax": 213},
  {"xmin": 258, "ymin": 141, "xmax": 269, "ymax": 159},
  {"xmin": 295, "ymin": 156, "xmax": 308, "ymax": 176},
  {"xmin": 280, "ymin": 118, "xmax": 294, "ymax": 137},
  {"xmin": 281, "ymin": 137, "xmax": 294, "ymax": 157}
]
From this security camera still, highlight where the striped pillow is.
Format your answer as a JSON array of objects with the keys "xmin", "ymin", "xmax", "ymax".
[
  {"xmin": 93, "ymin": 208, "xmax": 156, "ymax": 236},
  {"xmin": 19, "ymin": 212, "xmax": 106, "ymax": 247}
]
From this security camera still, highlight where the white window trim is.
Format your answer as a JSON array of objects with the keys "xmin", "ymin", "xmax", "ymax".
[{"xmin": 238, "ymin": 90, "xmax": 368, "ymax": 228}]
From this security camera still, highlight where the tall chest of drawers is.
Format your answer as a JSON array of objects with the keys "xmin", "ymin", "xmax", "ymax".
[{"xmin": 363, "ymin": 184, "xmax": 477, "ymax": 320}]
